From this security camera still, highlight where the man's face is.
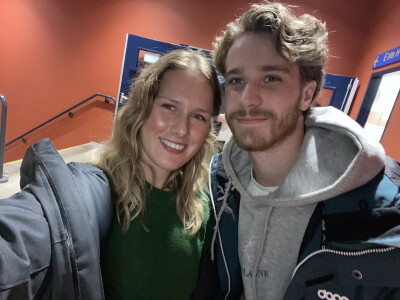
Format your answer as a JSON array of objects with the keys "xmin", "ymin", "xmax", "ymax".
[{"xmin": 224, "ymin": 32, "xmax": 315, "ymax": 152}]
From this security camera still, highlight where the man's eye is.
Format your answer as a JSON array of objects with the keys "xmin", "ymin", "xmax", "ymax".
[
  {"xmin": 228, "ymin": 78, "xmax": 243, "ymax": 85},
  {"xmin": 264, "ymin": 76, "xmax": 280, "ymax": 82},
  {"xmin": 162, "ymin": 104, "xmax": 175, "ymax": 110}
]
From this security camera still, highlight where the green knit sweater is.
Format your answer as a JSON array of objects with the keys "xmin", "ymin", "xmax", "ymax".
[{"xmin": 101, "ymin": 185, "xmax": 214, "ymax": 300}]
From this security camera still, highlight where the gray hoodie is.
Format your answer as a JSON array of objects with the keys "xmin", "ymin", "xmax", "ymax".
[{"xmin": 220, "ymin": 107, "xmax": 386, "ymax": 299}]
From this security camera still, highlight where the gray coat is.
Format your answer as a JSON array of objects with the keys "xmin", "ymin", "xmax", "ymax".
[{"xmin": 0, "ymin": 139, "xmax": 113, "ymax": 299}]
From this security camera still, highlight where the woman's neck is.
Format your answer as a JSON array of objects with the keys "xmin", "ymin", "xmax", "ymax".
[{"xmin": 140, "ymin": 162, "xmax": 171, "ymax": 190}]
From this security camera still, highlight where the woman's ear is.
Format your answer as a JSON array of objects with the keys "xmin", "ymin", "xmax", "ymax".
[{"xmin": 299, "ymin": 80, "xmax": 317, "ymax": 112}]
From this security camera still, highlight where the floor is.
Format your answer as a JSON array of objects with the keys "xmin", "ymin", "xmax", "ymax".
[{"xmin": 0, "ymin": 142, "xmax": 102, "ymax": 199}]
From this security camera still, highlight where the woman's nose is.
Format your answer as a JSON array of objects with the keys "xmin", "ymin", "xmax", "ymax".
[{"xmin": 171, "ymin": 115, "xmax": 189, "ymax": 137}]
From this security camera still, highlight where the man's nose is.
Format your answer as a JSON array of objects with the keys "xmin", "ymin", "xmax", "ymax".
[{"xmin": 240, "ymin": 81, "xmax": 262, "ymax": 107}]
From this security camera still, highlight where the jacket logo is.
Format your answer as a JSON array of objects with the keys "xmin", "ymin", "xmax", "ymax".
[{"xmin": 318, "ymin": 289, "xmax": 349, "ymax": 300}]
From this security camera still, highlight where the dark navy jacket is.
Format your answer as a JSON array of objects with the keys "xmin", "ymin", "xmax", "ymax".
[{"xmin": 210, "ymin": 153, "xmax": 400, "ymax": 300}]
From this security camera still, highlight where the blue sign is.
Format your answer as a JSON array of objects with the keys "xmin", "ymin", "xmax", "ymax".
[{"xmin": 373, "ymin": 46, "xmax": 400, "ymax": 69}]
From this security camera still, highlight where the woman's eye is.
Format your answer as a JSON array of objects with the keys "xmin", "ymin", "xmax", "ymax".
[
  {"xmin": 162, "ymin": 104, "xmax": 175, "ymax": 110},
  {"xmin": 193, "ymin": 114, "xmax": 206, "ymax": 121}
]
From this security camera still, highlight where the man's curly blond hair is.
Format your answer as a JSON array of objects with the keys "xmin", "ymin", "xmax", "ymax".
[{"xmin": 213, "ymin": 1, "xmax": 328, "ymax": 108}]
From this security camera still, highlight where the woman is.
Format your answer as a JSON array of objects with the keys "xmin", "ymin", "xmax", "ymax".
[
  {"xmin": 0, "ymin": 49, "xmax": 221, "ymax": 299},
  {"xmin": 98, "ymin": 49, "xmax": 222, "ymax": 299}
]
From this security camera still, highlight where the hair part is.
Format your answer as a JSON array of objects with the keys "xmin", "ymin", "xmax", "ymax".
[
  {"xmin": 212, "ymin": 1, "xmax": 328, "ymax": 109},
  {"xmin": 97, "ymin": 49, "xmax": 221, "ymax": 235}
]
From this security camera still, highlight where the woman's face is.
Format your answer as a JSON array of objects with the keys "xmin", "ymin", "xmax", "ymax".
[{"xmin": 139, "ymin": 69, "xmax": 214, "ymax": 187}]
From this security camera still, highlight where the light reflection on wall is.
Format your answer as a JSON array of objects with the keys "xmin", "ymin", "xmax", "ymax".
[{"xmin": 364, "ymin": 70, "xmax": 400, "ymax": 142}]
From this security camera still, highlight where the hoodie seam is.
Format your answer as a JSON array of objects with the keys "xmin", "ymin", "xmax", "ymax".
[{"xmin": 251, "ymin": 206, "xmax": 273, "ymax": 299}]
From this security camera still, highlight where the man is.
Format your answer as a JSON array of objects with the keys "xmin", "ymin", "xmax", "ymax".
[{"xmin": 208, "ymin": 2, "xmax": 400, "ymax": 299}]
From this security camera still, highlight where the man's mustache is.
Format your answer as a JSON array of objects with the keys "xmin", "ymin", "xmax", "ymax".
[{"xmin": 227, "ymin": 108, "xmax": 275, "ymax": 120}]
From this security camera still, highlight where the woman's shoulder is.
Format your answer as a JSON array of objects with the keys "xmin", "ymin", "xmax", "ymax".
[
  {"xmin": 194, "ymin": 186, "xmax": 211, "ymax": 204},
  {"xmin": 71, "ymin": 162, "xmax": 117, "ymax": 201}
]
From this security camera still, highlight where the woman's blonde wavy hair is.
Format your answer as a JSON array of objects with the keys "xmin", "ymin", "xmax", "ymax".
[
  {"xmin": 213, "ymin": 1, "xmax": 328, "ymax": 110},
  {"xmin": 97, "ymin": 49, "xmax": 221, "ymax": 235}
]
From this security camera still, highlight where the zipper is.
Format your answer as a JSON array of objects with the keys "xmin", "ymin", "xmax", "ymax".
[
  {"xmin": 292, "ymin": 246, "xmax": 396, "ymax": 279},
  {"xmin": 32, "ymin": 147, "xmax": 81, "ymax": 299}
]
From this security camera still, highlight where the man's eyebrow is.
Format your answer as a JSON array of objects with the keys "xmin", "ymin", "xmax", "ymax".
[
  {"xmin": 261, "ymin": 65, "xmax": 291, "ymax": 73},
  {"xmin": 225, "ymin": 67, "xmax": 243, "ymax": 77},
  {"xmin": 225, "ymin": 65, "xmax": 291, "ymax": 77}
]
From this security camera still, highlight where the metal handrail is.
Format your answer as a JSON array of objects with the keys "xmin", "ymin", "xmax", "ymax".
[
  {"xmin": 5, "ymin": 93, "xmax": 116, "ymax": 147},
  {"xmin": 0, "ymin": 94, "xmax": 8, "ymax": 182}
]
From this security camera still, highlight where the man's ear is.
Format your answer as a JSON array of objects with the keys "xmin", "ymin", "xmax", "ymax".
[{"xmin": 299, "ymin": 80, "xmax": 317, "ymax": 111}]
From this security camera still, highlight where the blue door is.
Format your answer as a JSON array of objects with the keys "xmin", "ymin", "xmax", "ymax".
[
  {"xmin": 323, "ymin": 74, "xmax": 359, "ymax": 114},
  {"xmin": 115, "ymin": 35, "xmax": 182, "ymax": 114}
]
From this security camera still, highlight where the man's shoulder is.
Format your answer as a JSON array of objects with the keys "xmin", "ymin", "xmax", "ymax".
[
  {"xmin": 326, "ymin": 156, "xmax": 399, "ymax": 206},
  {"xmin": 384, "ymin": 155, "xmax": 400, "ymax": 187},
  {"xmin": 323, "ymin": 155, "xmax": 400, "ymax": 223},
  {"xmin": 210, "ymin": 153, "xmax": 230, "ymax": 194}
]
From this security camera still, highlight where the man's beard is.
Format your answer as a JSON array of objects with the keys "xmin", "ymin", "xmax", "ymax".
[{"xmin": 226, "ymin": 98, "xmax": 302, "ymax": 152}]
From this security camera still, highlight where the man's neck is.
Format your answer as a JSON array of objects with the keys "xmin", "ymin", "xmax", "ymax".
[{"xmin": 249, "ymin": 123, "xmax": 305, "ymax": 187}]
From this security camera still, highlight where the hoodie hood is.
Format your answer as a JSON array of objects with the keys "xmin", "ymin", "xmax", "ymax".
[{"xmin": 222, "ymin": 106, "xmax": 386, "ymax": 207}]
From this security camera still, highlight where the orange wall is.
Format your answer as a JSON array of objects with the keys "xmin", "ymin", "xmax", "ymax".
[{"xmin": 0, "ymin": 0, "xmax": 398, "ymax": 162}]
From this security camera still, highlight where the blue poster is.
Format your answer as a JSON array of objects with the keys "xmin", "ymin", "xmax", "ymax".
[{"xmin": 373, "ymin": 46, "xmax": 400, "ymax": 69}]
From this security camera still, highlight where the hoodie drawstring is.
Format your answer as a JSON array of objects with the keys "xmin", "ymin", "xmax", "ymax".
[{"xmin": 211, "ymin": 178, "xmax": 232, "ymax": 261}]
